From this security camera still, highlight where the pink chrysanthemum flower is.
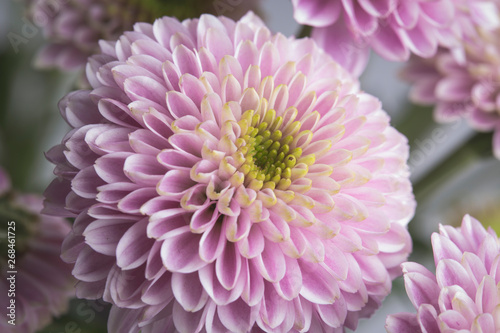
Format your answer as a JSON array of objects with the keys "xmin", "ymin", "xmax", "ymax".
[
  {"xmin": 292, "ymin": 0, "xmax": 459, "ymax": 76},
  {"xmin": 386, "ymin": 215, "xmax": 500, "ymax": 333},
  {"xmin": 0, "ymin": 167, "xmax": 73, "ymax": 333},
  {"xmin": 402, "ymin": 2, "xmax": 500, "ymax": 158},
  {"xmin": 45, "ymin": 12, "xmax": 415, "ymax": 332}
]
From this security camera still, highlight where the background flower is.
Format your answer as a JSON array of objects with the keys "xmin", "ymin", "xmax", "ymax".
[
  {"xmin": 291, "ymin": 0, "xmax": 459, "ymax": 76},
  {"xmin": 402, "ymin": 1, "xmax": 500, "ymax": 159},
  {"xmin": 386, "ymin": 214, "xmax": 500, "ymax": 333},
  {"xmin": 0, "ymin": 167, "xmax": 74, "ymax": 333},
  {"xmin": 45, "ymin": 11, "xmax": 415, "ymax": 332},
  {"xmin": 22, "ymin": 0, "xmax": 258, "ymax": 72}
]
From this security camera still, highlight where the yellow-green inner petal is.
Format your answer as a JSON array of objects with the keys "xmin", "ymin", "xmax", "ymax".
[{"xmin": 235, "ymin": 109, "xmax": 315, "ymax": 191}]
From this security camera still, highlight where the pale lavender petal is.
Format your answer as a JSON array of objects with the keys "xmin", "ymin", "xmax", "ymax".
[
  {"xmin": 292, "ymin": 0, "xmax": 342, "ymax": 27},
  {"xmin": 386, "ymin": 312, "xmax": 421, "ymax": 333}
]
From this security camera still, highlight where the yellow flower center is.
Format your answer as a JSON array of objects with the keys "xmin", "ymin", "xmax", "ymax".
[{"xmin": 235, "ymin": 108, "xmax": 315, "ymax": 191}]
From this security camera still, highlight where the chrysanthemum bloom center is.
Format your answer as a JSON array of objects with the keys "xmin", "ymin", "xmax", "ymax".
[
  {"xmin": 234, "ymin": 108, "xmax": 314, "ymax": 191},
  {"xmin": 161, "ymin": 60, "xmax": 343, "ymax": 222}
]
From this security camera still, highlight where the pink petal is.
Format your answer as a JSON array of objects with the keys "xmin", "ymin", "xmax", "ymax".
[
  {"xmin": 142, "ymin": 271, "xmax": 173, "ymax": 305},
  {"xmin": 312, "ymin": 21, "xmax": 370, "ymax": 77},
  {"xmin": 237, "ymin": 224, "xmax": 265, "ymax": 258},
  {"xmin": 342, "ymin": 0, "xmax": 379, "ymax": 36},
  {"xmin": 225, "ymin": 212, "xmax": 252, "ymax": 242},
  {"xmin": 169, "ymin": 132, "xmax": 204, "ymax": 157},
  {"xmin": 298, "ymin": 260, "xmax": 340, "ymax": 305},
  {"xmin": 431, "ymin": 232, "xmax": 463, "ymax": 264},
  {"xmin": 199, "ymin": 220, "xmax": 226, "ymax": 263},
  {"xmin": 172, "ymin": 272, "xmax": 209, "ymax": 312},
  {"xmin": 436, "ymin": 259, "xmax": 475, "ymax": 299},
  {"xmin": 199, "ymin": 263, "xmax": 244, "ymax": 305},
  {"xmin": 157, "ymin": 170, "xmax": 196, "ymax": 197},
  {"xmin": 476, "ymin": 276, "xmax": 498, "ymax": 314},
  {"xmin": 241, "ymin": 258, "xmax": 265, "ymax": 306},
  {"xmin": 161, "ymin": 226, "xmax": 207, "ymax": 273},
  {"xmin": 435, "ymin": 77, "xmax": 473, "ymax": 102},
  {"xmin": 157, "ymin": 149, "xmax": 200, "ymax": 170},
  {"xmin": 172, "ymin": 301, "xmax": 206, "ymax": 333},
  {"xmin": 167, "ymin": 90, "xmax": 202, "ymax": 120},
  {"xmin": 273, "ymin": 256, "xmax": 302, "ymax": 301},
  {"xmin": 73, "ymin": 246, "xmax": 114, "ymax": 282},
  {"xmin": 358, "ymin": 0, "xmax": 397, "ymax": 17},
  {"xmin": 292, "ymin": 0, "xmax": 342, "ymax": 27},
  {"xmin": 123, "ymin": 76, "xmax": 168, "ymax": 107},
  {"xmin": 218, "ymin": 298, "xmax": 258, "ymax": 333},
  {"xmin": 259, "ymin": 281, "xmax": 288, "ymax": 329},
  {"xmin": 173, "ymin": 44, "xmax": 202, "ymax": 77},
  {"xmin": 471, "ymin": 313, "xmax": 495, "ymax": 333},
  {"xmin": 116, "ymin": 218, "xmax": 154, "ymax": 269},
  {"xmin": 416, "ymin": 304, "xmax": 439, "ymax": 333},
  {"xmin": 215, "ymin": 242, "xmax": 242, "ymax": 290},
  {"xmin": 72, "ymin": 166, "xmax": 105, "ymax": 199},
  {"xmin": 251, "ymin": 239, "xmax": 286, "ymax": 283},
  {"xmin": 124, "ymin": 154, "xmax": 165, "ymax": 186},
  {"xmin": 385, "ymin": 313, "xmax": 421, "ymax": 333},
  {"xmin": 118, "ymin": 188, "xmax": 157, "ymax": 214},
  {"xmin": 147, "ymin": 208, "xmax": 189, "ymax": 239},
  {"xmin": 369, "ymin": 23, "xmax": 409, "ymax": 61},
  {"xmin": 315, "ymin": 294, "xmax": 347, "ymax": 328},
  {"xmin": 420, "ymin": 0, "xmax": 454, "ymax": 27},
  {"xmin": 204, "ymin": 26, "xmax": 234, "ymax": 63},
  {"xmin": 84, "ymin": 219, "xmax": 135, "ymax": 256},
  {"xmin": 461, "ymin": 252, "xmax": 488, "ymax": 287},
  {"xmin": 437, "ymin": 309, "xmax": 469, "ymax": 330},
  {"xmin": 403, "ymin": 270, "xmax": 440, "ymax": 309},
  {"xmin": 191, "ymin": 203, "xmax": 219, "ymax": 233},
  {"xmin": 145, "ymin": 241, "xmax": 165, "ymax": 280}
]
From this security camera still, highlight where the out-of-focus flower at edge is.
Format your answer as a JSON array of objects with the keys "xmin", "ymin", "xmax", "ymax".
[
  {"xmin": 0, "ymin": 167, "xmax": 74, "ymax": 333},
  {"xmin": 386, "ymin": 215, "xmax": 500, "ymax": 333},
  {"xmin": 23, "ymin": 0, "xmax": 258, "ymax": 72},
  {"xmin": 291, "ymin": 0, "xmax": 472, "ymax": 77},
  {"xmin": 45, "ymin": 11, "xmax": 415, "ymax": 332},
  {"xmin": 402, "ymin": 1, "xmax": 500, "ymax": 159}
]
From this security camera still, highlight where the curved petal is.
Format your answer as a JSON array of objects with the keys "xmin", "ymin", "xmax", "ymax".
[{"xmin": 161, "ymin": 226, "xmax": 207, "ymax": 273}]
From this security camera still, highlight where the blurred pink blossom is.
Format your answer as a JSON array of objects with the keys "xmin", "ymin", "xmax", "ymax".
[
  {"xmin": 386, "ymin": 215, "xmax": 500, "ymax": 333},
  {"xmin": 292, "ymin": 0, "xmax": 463, "ymax": 76},
  {"xmin": 0, "ymin": 167, "xmax": 73, "ymax": 333},
  {"xmin": 402, "ymin": 1, "xmax": 500, "ymax": 158}
]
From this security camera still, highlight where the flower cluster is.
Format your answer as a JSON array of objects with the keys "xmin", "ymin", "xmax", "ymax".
[
  {"xmin": 45, "ymin": 12, "xmax": 415, "ymax": 332},
  {"xmin": 402, "ymin": 1, "xmax": 500, "ymax": 158},
  {"xmin": 292, "ymin": 0, "xmax": 460, "ymax": 76},
  {"xmin": 0, "ymin": 168, "xmax": 73, "ymax": 333},
  {"xmin": 386, "ymin": 215, "xmax": 500, "ymax": 333},
  {"xmin": 24, "ymin": 0, "xmax": 216, "ymax": 70}
]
